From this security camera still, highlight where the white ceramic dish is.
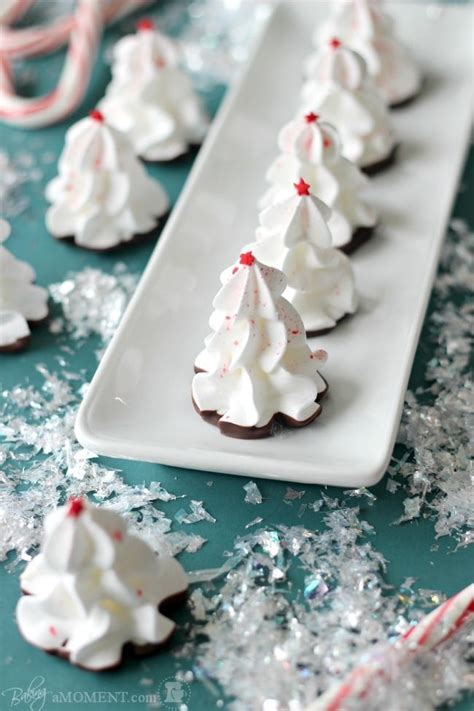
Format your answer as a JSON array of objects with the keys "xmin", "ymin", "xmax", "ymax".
[{"xmin": 76, "ymin": 2, "xmax": 472, "ymax": 487}]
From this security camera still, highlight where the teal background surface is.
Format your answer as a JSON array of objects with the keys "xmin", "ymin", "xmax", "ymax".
[{"xmin": 0, "ymin": 5, "xmax": 473, "ymax": 711}]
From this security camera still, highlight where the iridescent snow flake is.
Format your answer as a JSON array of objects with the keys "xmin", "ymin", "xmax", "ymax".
[
  {"xmin": 389, "ymin": 220, "xmax": 474, "ymax": 545},
  {"xmin": 243, "ymin": 481, "xmax": 263, "ymax": 505},
  {"xmin": 175, "ymin": 500, "xmax": 216, "ymax": 525},
  {"xmin": 49, "ymin": 264, "xmax": 139, "ymax": 347},
  {"xmin": 185, "ymin": 513, "xmax": 472, "ymax": 710}
]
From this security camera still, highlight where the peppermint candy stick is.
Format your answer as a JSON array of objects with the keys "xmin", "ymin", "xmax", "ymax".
[
  {"xmin": 0, "ymin": 0, "xmax": 34, "ymax": 25},
  {"xmin": 307, "ymin": 583, "xmax": 474, "ymax": 711},
  {"xmin": 0, "ymin": 0, "xmax": 152, "ymax": 60},
  {"xmin": 0, "ymin": 0, "xmax": 103, "ymax": 128}
]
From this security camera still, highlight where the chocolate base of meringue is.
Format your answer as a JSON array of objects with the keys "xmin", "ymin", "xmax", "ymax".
[
  {"xmin": 340, "ymin": 225, "xmax": 375, "ymax": 256},
  {"xmin": 361, "ymin": 144, "xmax": 398, "ymax": 177},
  {"xmin": 18, "ymin": 588, "xmax": 188, "ymax": 672},
  {"xmin": 193, "ymin": 370, "xmax": 329, "ymax": 440},
  {"xmin": 0, "ymin": 314, "xmax": 49, "ymax": 354}
]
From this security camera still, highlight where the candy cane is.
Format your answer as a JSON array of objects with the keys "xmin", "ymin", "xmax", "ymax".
[
  {"xmin": 306, "ymin": 583, "xmax": 474, "ymax": 711},
  {"xmin": 0, "ymin": 0, "xmax": 151, "ymax": 59},
  {"xmin": 0, "ymin": 0, "xmax": 35, "ymax": 25},
  {"xmin": 0, "ymin": 0, "xmax": 152, "ymax": 128}
]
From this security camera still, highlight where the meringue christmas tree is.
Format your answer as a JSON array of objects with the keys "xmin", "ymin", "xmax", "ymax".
[
  {"xmin": 0, "ymin": 222, "xmax": 49, "ymax": 352},
  {"xmin": 45, "ymin": 109, "xmax": 169, "ymax": 250},
  {"xmin": 193, "ymin": 251, "xmax": 328, "ymax": 438},
  {"xmin": 311, "ymin": 0, "xmax": 421, "ymax": 107},
  {"xmin": 100, "ymin": 19, "xmax": 209, "ymax": 161},
  {"xmin": 260, "ymin": 111, "xmax": 377, "ymax": 252},
  {"xmin": 16, "ymin": 498, "xmax": 188, "ymax": 671},
  {"xmin": 250, "ymin": 179, "xmax": 358, "ymax": 336},
  {"xmin": 301, "ymin": 38, "xmax": 395, "ymax": 173}
]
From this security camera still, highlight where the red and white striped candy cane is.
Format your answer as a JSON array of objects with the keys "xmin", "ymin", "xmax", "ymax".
[
  {"xmin": 0, "ymin": 0, "xmax": 152, "ymax": 60},
  {"xmin": 0, "ymin": 0, "xmax": 103, "ymax": 128},
  {"xmin": 0, "ymin": 0, "xmax": 35, "ymax": 25},
  {"xmin": 306, "ymin": 583, "xmax": 474, "ymax": 711},
  {"xmin": 0, "ymin": 0, "xmax": 152, "ymax": 128}
]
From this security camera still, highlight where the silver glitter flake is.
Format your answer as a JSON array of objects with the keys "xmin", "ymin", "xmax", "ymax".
[
  {"xmin": 243, "ymin": 481, "xmax": 263, "ymax": 505},
  {"xmin": 390, "ymin": 220, "xmax": 474, "ymax": 545},
  {"xmin": 49, "ymin": 265, "xmax": 139, "ymax": 347}
]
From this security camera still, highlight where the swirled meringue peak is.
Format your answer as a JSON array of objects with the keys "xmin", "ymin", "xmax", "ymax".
[
  {"xmin": 45, "ymin": 110, "xmax": 169, "ymax": 250},
  {"xmin": 0, "ymin": 224, "xmax": 48, "ymax": 351},
  {"xmin": 16, "ymin": 498, "xmax": 188, "ymax": 670},
  {"xmin": 99, "ymin": 20, "xmax": 209, "ymax": 161},
  {"xmin": 310, "ymin": 0, "xmax": 421, "ymax": 107},
  {"xmin": 301, "ymin": 39, "xmax": 395, "ymax": 170},
  {"xmin": 250, "ymin": 180, "xmax": 358, "ymax": 335},
  {"xmin": 193, "ymin": 251, "xmax": 328, "ymax": 437},
  {"xmin": 259, "ymin": 112, "xmax": 377, "ymax": 250}
]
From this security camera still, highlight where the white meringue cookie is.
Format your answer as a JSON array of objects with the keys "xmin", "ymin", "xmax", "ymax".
[
  {"xmin": 45, "ymin": 110, "xmax": 169, "ymax": 250},
  {"xmin": 311, "ymin": 0, "xmax": 421, "ymax": 107},
  {"xmin": 17, "ymin": 498, "xmax": 188, "ymax": 671},
  {"xmin": 301, "ymin": 39, "xmax": 395, "ymax": 169},
  {"xmin": 193, "ymin": 251, "xmax": 327, "ymax": 432},
  {"xmin": 260, "ymin": 113, "xmax": 377, "ymax": 250},
  {"xmin": 0, "ymin": 227, "xmax": 48, "ymax": 350},
  {"xmin": 250, "ymin": 180, "xmax": 358, "ymax": 334},
  {"xmin": 99, "ymin": 22, "xmax": 209, "ymax": 161}
]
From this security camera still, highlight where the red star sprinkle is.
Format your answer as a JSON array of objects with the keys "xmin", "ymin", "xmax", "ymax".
[
  {"xmin": 49, "ymin": 626, "xmax": 57, "ymax": 636},
  {"xmin": 239, "ymin": 252, "xmax": 255, "ymax": 266},
  {"xmin": 329, "ymin": 37, "xmax": 342, "ymax": 50},
  {"xmin": 112, "ymin": 530, "xmax": 123, "ymax": 542},
  {"xmin": 89, "ymin": 109, "xmax": 104, "ymax": 123},
  {"xmin": 67, "ymin": 498, "xmax": 85, "ymax": 517},
  {"xmin": 136, "ymin": 18, "xmax": 154, "ymax": 31},
  {"xmin": 323, "ymin": 137, "xmax": 332, "ymax": 148},
  {"xmin": 304, "ymin": 112, "xmax": 319, "ymax": 123},
  {"xmin": 294, "ymin": 178, "xmax": 311, "ymax": 196}
]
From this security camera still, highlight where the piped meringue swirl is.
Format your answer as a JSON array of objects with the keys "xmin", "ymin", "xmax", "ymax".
[
  {"xmin": 301, "ymin": 40, "xmax": 395, "ymax": 169},
  {"xmin": 193, "ymin": 252, "xmax": 327, "ymax": 429},
  {"xmin": 16, "ymin": 498, "xmax": 188, "ymax": 670},
  {"xmin": 250, "ymin": 181, "xmax": 358, "ymax": 334},
  {"xmin": 99, "ymin": 24, "xmax": 209, "ymax": 161},
  {"xmin": 260, "ymin": 113, "xmax": 376, "ymax": 249},
  {"xmin": 45, "ymin": 111, "xmax": 169, "ymax": 250},
  {"xmin": 310, "ymin": 0, "xmax": 421, "ymax": 106}
]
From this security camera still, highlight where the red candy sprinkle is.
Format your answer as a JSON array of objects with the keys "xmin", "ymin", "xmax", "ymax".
[
  {"xmin": 89, "ymin": 109, "xmax": 104, "ymax": 123},
  {"xmin": 136, "ymin": 18, "xmax": 154, "ymax": 31},
  {"xmin": 329, "ymin": 37, "xmax": 342, "ymax": 49},
  {"xmin": 323, "ymin": 137, "xmax": 332, "ymax": 148},
  {"xmin": 67, "ymin": 497, "xmax": 85, "ymax": 517},
  {"xmin": 112, "ymin": 530, "xmax": 123, "ymax": 542},
  {"xmin": 136, "ymin": 589, "xmax": 143, "ymax": 597},
  {"xmin": 239, "ymin": 251, "xmax": 255, "ymax": 266},
  {"xmin": 294, "ymin": 178, "xmax": 311, "ymax": 196},
  {"xmin": 304, "ymin": 112, "xmax": 319, "ymax": 123},
  {"xmin": 49, "ymin": 625, "xmax": 57, "ymax": 636}
]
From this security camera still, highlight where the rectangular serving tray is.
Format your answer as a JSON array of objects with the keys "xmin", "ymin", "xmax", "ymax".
[{"xmin": 76, "ymin": 2, "xmax": 472, "ymax": 487}]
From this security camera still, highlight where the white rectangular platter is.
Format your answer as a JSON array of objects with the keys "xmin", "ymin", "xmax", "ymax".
[{"xmin": 76, "ymin": 2, "xmax": 472, "ymax": 487}]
